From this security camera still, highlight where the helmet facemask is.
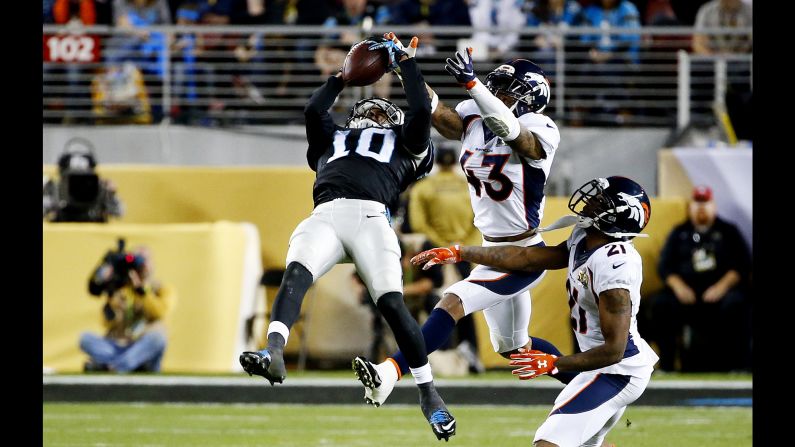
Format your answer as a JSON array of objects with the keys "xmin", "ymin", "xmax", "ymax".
[
  {"xmin": 346, "ymin": 98, "xmax": 405, "ymax": 129},
  {"xmin": 569, "ymin": 178, "xmax": 618, "ymax": 232}
]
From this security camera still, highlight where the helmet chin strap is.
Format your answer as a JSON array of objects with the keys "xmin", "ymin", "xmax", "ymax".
[
  {"xmin": 536, "ymin": 214, "xmax": 648, "ymax": 238},
  {"xmin": 536, "ymin": 214, "xmax": 581, "ymax": 233},
  {"xmin": 576, "ymin": 216, "xmax": 594, "ymax": 229},
  {"xmin": 599, "ymin": 229, "xmax": 650, "ymax": 239}
]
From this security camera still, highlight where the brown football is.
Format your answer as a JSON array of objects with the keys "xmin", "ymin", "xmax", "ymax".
[{"xmin": 342, "ymin": 40, "xmax": 389, "ymax": 86}]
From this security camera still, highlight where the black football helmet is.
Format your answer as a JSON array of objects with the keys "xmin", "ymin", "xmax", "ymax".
[
  {"xmin": 345, "ymin": 97, "xmax": 405, "ymax": 129},
  {"xmin": 484, "ymin": 59, "xmax": 551, "ymax": 115},
  {"xmin": 568, "ymin": 176, "xmax": 651, "ymax": 240}
]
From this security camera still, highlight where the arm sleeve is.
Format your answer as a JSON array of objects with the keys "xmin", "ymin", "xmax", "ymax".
[
  {"xmin": 467, "ymin": 80, "xmax": 521, "ymax": 141},
  {"xmin": 398, "ymin": 58, "xmax": 432, "ymax": 156},
  {"xmin": 304, "ymin": 75, "xmax": 344, "ymax": 170}
]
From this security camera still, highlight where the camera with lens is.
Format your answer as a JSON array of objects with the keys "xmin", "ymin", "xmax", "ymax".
[
  {"xmin": 55, "ymin": 147, "xmax": 102, "ymax": 222},
  {"xmin": 91, "ymin": 238, "xmax": 146, "ymax": 296},
  {"xmin": 45, "ymin": 137, "xmax": 123, "ymax": 223}
]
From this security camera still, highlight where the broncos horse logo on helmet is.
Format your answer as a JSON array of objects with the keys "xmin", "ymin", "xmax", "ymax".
[
  {"xmin": 568, "ymin": 176, "xmax": 651, "ymax": 240},
  {"xmin": 345, "ymin": 98, "xmax": 405, "ymax": 129},
  {"xmin": 484, "ymin": 59, "xmax": 551, "ymax": 115}
]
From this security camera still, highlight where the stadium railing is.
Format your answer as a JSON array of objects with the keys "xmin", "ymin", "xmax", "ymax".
[{"xmin": 42, "ymin": 25, "xmax": 751, "ymax": 128}]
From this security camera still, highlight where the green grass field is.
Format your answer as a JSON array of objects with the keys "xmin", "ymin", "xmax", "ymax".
[
  {"xmin": 44, "ymin": 403, "xmax": 752, "ymax": 447},
  {"xmin": 105, "ymin": 370, "xmax": 751, "ymax": 382}
]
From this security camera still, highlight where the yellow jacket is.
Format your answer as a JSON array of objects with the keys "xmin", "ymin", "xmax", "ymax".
[
  {"xmin": 409, "ymin": 171, "xmax": 481, "ymax": 247},
  {"xmin": 102, "ymin": 283, "xmax": 177, "ymax": 342}
]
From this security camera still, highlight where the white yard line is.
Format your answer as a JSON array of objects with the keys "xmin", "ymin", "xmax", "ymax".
[{"xmin": 42, "ymin": 375, "xmax": 751, "ymax": 389}]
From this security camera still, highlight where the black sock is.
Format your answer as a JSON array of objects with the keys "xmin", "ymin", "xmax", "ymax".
[
  {"xmin": 270, "ymin": 262, "xmax": 314, "ymax": 329},
  {"xmin": 377, "ymin": 292, "xmax": 428, "ymax": 368},
  {"xmin": 267, "ymin": 333, "xmax": 285, "ymax": 352}
]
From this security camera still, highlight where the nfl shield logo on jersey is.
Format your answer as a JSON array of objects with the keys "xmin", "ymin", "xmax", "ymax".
[{"xmin": 577, "ymin": 269, "xmax": 589, "ymax": 289}]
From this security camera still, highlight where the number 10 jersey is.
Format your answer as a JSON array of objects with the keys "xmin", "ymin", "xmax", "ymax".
[{"xmin": 310, "ymin": 126, "xmax": 435, "ymax": 210}]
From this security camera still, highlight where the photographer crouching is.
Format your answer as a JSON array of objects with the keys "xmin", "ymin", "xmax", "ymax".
[{"xmin": 79, "ymin": 239, "xmax": 177, "ymax": 373}]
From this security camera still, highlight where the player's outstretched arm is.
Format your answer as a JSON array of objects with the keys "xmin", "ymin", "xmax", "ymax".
[
  {"xmin": 384, "ymin": 33, "xmax": 463, "ymax": 141},
  {"xmin": 444, "ymin": 48, "xmax": 545, "ymax": 160},
  {"xmin": 304, "ymin": 72, "xmax": 346, "ymax": 169},
  {"xmin": 427, "ymin": 83, "xmax": 464, "ymax": 141},
  {"xmin": 387, "ymin": 33, "xmax": 431, "ymax": 155},
  {"xmin": 509, "ymin": 288, "xmax": 632, "ymax": 379},
  {"xmin": 411, "ymin": 241, "xmax": 569, "ymax": 272},
  {"xmin": 554, "ymin": 288, "xmax": 632, "ymax": 372}
]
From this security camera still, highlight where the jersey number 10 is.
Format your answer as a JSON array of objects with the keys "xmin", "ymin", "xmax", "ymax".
[{"xmin": 327, "ymin": 128, "xmax": 396, "ymax": 164}]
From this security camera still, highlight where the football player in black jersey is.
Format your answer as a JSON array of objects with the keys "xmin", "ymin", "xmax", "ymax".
[{"xmin": 239, "ymin": 35, "xmax": 456, "ymax": 441}]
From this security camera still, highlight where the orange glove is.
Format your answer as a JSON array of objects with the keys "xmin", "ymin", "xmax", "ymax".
[
  {"xmin": 410, "ymin": 245, "xmax": 461, "ymax": 270},
  {"xmin": 509, "ymin": 348, "xmax": 559, "ymax": 380}
]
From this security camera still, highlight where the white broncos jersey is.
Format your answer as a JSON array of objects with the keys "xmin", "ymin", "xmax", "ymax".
[
  {"xmin": 455, "ymin": 99, "xmax": 560, "ymax": 238},
  {"xmin": 565, "ymin": 227, "xmax": 659, "ymax": 376}
]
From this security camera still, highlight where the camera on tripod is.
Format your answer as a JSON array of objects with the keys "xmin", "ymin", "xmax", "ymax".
[{"xmin": 45, "ymin": 137, "xmax": 122, "ymax": 223}]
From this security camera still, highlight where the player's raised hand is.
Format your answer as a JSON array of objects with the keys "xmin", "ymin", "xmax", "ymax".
[
  {"xmin": 509, "ymin": 348, "xmax": 559, "ymax": 380},
  {"xmin": 410, "ymin": 245, "xmax": 461, "ymax": 270},
  {"xmin": 384, "ymin": 32, "xmax": 419, "ymax": 59},
  {"xmin": 445, "ymin": 47, "xmax": 477, "ymax": 89},
  {"xmin": 368, "ymin": 35, "xmax": 407, "ymax": 72}
]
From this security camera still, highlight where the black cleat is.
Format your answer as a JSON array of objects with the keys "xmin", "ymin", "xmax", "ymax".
[
  {"xmin": 239, "ymin": 350, "xmax": 285, "ymax": 385},
  {"xmin": 428, "ymin": 410, "xmax": 456, "ymax": 441},
  {"xmin": 419, "ymin": 382, "xmax": 456, "ymax": 441}
]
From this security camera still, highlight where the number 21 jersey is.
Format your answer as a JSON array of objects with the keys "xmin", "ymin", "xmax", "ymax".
[{"xmin": 565, "ymin": 227, "xmax": 659, "ymax": 376}]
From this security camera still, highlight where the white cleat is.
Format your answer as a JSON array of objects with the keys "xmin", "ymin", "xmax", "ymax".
[{"xmin": 352, "ymin": 356, "xmax": 399, "ymax": 407}]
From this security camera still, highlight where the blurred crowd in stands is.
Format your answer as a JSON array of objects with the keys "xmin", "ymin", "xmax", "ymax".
[{"xmin": 43, "ymin": 0, "xmax": 752, "ymax": 128}]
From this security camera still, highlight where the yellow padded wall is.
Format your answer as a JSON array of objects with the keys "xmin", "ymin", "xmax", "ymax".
[{"xmin": 43, "ymin": 222, "xmax": 252, "ymax": 373}]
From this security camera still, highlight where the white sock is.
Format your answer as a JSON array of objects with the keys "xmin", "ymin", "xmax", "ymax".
[
  {"xmin": 410, "ymin": 363, "xmax": 434, "ymax": 384},
  {"xmin": 267, "ymin": 321, "xmax": 290, "ymax": 345}
]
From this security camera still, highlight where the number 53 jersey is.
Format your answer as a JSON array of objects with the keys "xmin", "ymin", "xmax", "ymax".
[
  {"xmin": 455, "ymin": 99, "xmax": 560, "ymax": 238},
  {"xmin": 310, "ymin": 126, "xmax": 435, "ymax": 209}
]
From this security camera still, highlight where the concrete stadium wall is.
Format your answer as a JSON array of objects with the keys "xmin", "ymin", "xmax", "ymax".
[{"xmin": 43, "ymin": 125, "xmax": 670, "ymax": 194}]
